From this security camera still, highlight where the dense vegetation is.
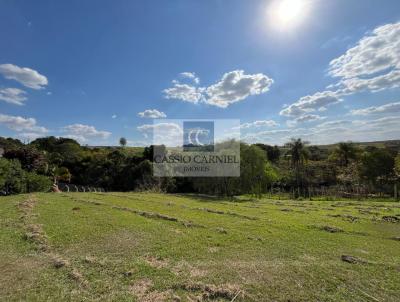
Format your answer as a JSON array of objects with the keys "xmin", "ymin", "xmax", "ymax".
[{"xmin": 0, "ymin": 136, "xmax": 399, "ymax": 198}]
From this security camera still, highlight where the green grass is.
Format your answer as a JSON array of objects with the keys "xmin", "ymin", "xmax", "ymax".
[{"xmin": 0, "ymin": 192, "xmax": 399, "ymax": 301}]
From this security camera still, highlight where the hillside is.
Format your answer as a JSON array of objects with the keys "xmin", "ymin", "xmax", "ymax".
[{"xmin": 1, "ymin": 192, "xmax": 399, "ymax": 301}]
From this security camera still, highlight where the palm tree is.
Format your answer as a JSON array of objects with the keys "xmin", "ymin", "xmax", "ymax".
[
  {"xmin": 285, "ymin": 138, "xmax": 309, "ymax": 190},
  {"xmin": 332, "ymin": 142, "xmax": 358, "ymax": 166}
]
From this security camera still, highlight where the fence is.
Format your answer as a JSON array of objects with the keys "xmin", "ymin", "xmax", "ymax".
[
  {"xmin": 57, "ymin": 182, "xmax": 105, "ymax": 193},
  {"xmin": 265, "ymin": 184, "xmax": 399, "ymax": 200}
]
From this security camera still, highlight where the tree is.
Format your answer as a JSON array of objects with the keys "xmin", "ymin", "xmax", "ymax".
[
  {"xmin": 285, "ymin": 138, "xmax": 309, "ymax": 190},
  {"xmin": 329, "ymin": 142, "xmax": 359, "ymax": 166},
  {"xmin": 240, "ymin": 144, "xmax": 274, "ymax": 198},
  {"xmin": 54, "ymin": 167, "xmax": 72, "ymax": 183},
  {"xmin": 4, "ymin": 146, "xmax": 48, "ymax": 173},
  {"xmin": 255, "ymin": 144, "xmax": 281, "ymax": 163},
  {"xmin": 394, "ymin": 153, "xmax": 400, "ymax": 200},
  {"xmin": 25, "ymin": 172, "xmax": 52, "ymax": 193},
  {"xmin": 119, "ymin": 137, "xmax": 127, "ymax": 147},
  {"xmin": 0, "ymin": 158, "xmax": 25, "ymax": 194},
  {"xmin": 358, "ymin": 148, "xmax": 395, "ymax": 192},
  {"xmin": 395, "ymin": 153, "xmax": 400, "ymax": 178}
]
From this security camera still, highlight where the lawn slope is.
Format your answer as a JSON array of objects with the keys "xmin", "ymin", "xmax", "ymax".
[{"xmin": 0, "ymin": 192, "xmax": 399, "ymax": 301}]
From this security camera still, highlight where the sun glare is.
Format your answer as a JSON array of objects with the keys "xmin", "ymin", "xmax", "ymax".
[{"xmin": 268, "ymin": 0, "xmax": 309, "ymax": 29}]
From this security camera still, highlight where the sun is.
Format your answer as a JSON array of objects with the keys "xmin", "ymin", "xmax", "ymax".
[{"xmin": 268, "ymin": 0, "xmax": 309, "ymax": 29}]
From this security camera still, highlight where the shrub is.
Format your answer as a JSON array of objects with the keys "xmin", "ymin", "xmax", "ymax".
[{"xmin": 25, "ymin": 172, "xmax": 52, "ymax": 192}]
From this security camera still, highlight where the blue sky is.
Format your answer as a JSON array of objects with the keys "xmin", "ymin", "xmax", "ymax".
[{"xmin": 0, "ymin": 0, "xmax": 399, "ymax": 146}]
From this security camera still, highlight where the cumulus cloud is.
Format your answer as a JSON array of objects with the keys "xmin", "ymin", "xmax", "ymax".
[
  {"xmin": 0, "ymin": 63, "xmax": 48, "ymax": 89},
  {"xmin": 238, "ymin": 120, "xmax": 279, "ymax": 129},
  {"xmin": 329, "ymin": 22, "xmax": 400, "ymax": 96},
  {"xmin": 280, "ymin": 91, "xmax": 342, "ymax": 117},
  {"xmin": 283, "ymin": 22, "xmax": 400, "ymax": 125},
  {"xmin": 62, "ymin": 124, "xmax": 111, "ymax": 143},
  {"xmin": 350, "ymin": 101, "xmax": 400, "ymax": 115},
  {"xmin": 0, "ymin": 88, "xmax": 27, "ymax": 105},
  {"xmin": 329, "ymin": 22, "xmax": 400, "ymax": 79},
  {"xmin": 339, "ymin": 69, "xmax": 400, "ymax": 94},
  {"xmin": 138, "ymin": 109, "xmax": 167, "ymax": 118},
  {"xmin": 180, "ymin": 72, "xmax": 200, "ymax": 84},
  {"xmin": 163, "ymin": 83, "xmax": 203, "ymax": 104},
  {"xmin": 164, "ymin": 70, "xmax": 274, "ymax": 108},
  {"xmin": 205, "ymin": 70, "xmax": 274, "ymax": 108},
  {"xmin": 0, "ymin": 114, "xmax": 48, "ymax": 133}
]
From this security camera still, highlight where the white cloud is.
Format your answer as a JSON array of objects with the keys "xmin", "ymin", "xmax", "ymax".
[
  {"xmin": 205, "ymin": 70, "xmax": 274, "ymax": 108},
  {"xmin": 164, "ymin": 70, "xmax": 274, "ymax": 108},
  {"xmin": 127, "ymin": 139, "xmax": 150, "ymax": 147},
  {"xmin": 0, "ymin": 114, "xmax": 48, "ymax": 133},
  {"xmin": 180, "ymin": 72, "xmax": 200, "ymax": 84},
  {"xmin": 328, "ymin": 22, "xmax": 400, "ymax": 96},
  {"xmin": 0, "ymin": 88, "xmax": 27, "ymax": 105},
  {"xmin": 350, "ymin": 101, "xmax": 400, "ymax": 115},
  {"xmin": 138, "ymin": 109, "xmax": 167, "ymax": 119},
  {"xmin": 315, "ymin": 120, "xmax": 353, "ymax": 128},
  {"xmin": 163, "ymin": 83, "xmax": 203, "ymax": 104},
  {"xmin": 280, "ymin": 91, "xmax": 342, "ymax": 117},
  {"xmin": 242, "ymin": 115, "xmax": 400, "ymax": 145},
  {"xmin": 339, "ymin": 69, "xmax": 400, "ymax": 94},
  {"xmin": 62, "ymin": 124, "xmax": 111, "ymax": 143},
  {"xmin": 283, "ymin": 22, "xmax": 400, "ymax": 125},
  {"xmin": 287, "ymin": 114, "xmax": 325, "ymax": 127},
  {"xmin": 0, "ymin": 63, "xmax": 48, "ymax": 89},
  {"xmin": 238, "ymin": 120, "xmax": 279, "ymax": 129},
  {"xmin": 111, "ymin": 114, "xmax": 117, "ymax": 119},
  {"xmin": 18, "ymin": 132, "xmax": 44, "ymax": 141},
  {"xmin": 329, "ymin": 22, "xmax": 400, "ymax": 79},
  {"xmin": 137, "ymin": 122, "xmax": 182, "ymax": 146}
]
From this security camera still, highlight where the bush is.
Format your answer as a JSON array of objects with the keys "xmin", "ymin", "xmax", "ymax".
[
  {"xmin": 0, "ymin": 158, "xmax": 51, "ymax": 194},
  {"xmin": 25, "ymin": 172, "xmax": 52, "ymax": 193},
  {"xmin": 0, "ymin": 158, "xmax": 25, "ymax": 194}
]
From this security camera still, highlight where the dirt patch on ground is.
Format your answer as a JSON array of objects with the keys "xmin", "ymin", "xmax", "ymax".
[
  {"xmin": 327, "ymin": 214, "xmax": 359, "ymax": 222},
  {"xmin": 215, "ymin": 227, "xmax": 228, "ymax": 234},
  {"xmin": 319, "ymin": 225, "xmax": 344, "ymax": 233},
  {"xmin": 208, "ymin": 247, "xmax": 220, "ymax": 253},
  {"xmin": 144, "ymin": 255, "xmax": 169, "ymax": 269},
  {"xmin": 130, "ymin": 279, "xmax": 173, "ymax": 302},
  {"xmin": 172, "ymin": 261, "xmax": 208, "ymax": 278},
  {"xmin": 23, "ymin": 223, "xmax": 49, "ymax": 251},
  {"xmin": 175, "ymin": 282, "xmax": 243, "ymax": 301},
  {"xmin": 341, "ymin": 255, "xmax": 368, "ymax": 264},
  {"xmin": 111, "ymin": 206, "xmax": 204, "ymax": 228},
  {"xmin": 195, "ymin": 207, "xmax": 258, "ymax": 220},
  {"xmin": 69, "ymin": 268, "xmax": 89, "ymax": 287},
  {"xmin": 381, "ymin": 216, "xmax": 400, "ymax": 223}
]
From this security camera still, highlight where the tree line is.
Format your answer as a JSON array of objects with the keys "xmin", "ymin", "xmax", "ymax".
[{"xmin": 0, "ymin": 136, "xmax": 399, "ymax": 198}]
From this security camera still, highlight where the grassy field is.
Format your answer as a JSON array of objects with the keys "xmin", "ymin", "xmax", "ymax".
[{"xmin": 0, "ymin": 192, "xmax": 399, "ymax": 301}]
